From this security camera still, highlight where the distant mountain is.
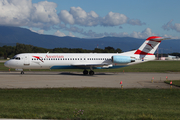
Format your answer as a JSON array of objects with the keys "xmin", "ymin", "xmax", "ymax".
[
  {"xmin": 0, "ymin": 42, "xmax": 16, "ymax": 46},
  {"xmin": 0, "ymin": 26, "xmax": 179, "ymax": 53}
]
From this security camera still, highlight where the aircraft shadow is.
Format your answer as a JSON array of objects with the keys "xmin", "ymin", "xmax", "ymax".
[
  {"xmin": 59, "ymin": 72, "xmax": 115, "ymax": 76},
  {"xmin": 0, "ymin": 72, "xmax": 117, "ymax": 76}
]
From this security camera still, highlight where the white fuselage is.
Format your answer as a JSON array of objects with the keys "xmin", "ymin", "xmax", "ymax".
[
  {"xmin": 4, "ymin": 51, "xmax": 155, "ymax": 70},
  {"xmin": 4, "ymin": 36, "xmax": 169, "ymax": 75}
]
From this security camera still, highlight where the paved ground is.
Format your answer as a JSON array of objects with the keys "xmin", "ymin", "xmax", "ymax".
[
  {"xmin": 0, "ymin": 71, "xmax": 179, "ymax": 89},
  {"xmin": 0, "ymin": 60, "xmax": 7, "ymax": 63}
]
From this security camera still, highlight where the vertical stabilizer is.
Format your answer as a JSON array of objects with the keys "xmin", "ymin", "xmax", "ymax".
[{"xmin": 134, "ymin": 36, "xmax": 168, "ymax": 55}]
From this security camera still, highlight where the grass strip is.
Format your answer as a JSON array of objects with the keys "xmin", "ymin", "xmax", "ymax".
[
  {"xmin": 0, "ymin": 88, "xmax": 180, "ymax": 119},
  {"xmin": 164, "ymin": 80, "xmax": 180, "ymax": 87}
]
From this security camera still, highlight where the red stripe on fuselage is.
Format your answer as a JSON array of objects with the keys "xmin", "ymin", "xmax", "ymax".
[
  {"xmin": 33, "ymin": 56, "xmax": 41, "ymax": 59},
  {"xmin": 33, "ymin": 56, "xmax": 44, "ymax": 62}
]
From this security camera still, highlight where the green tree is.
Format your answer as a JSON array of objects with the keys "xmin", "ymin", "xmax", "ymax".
[
  {"xmin": 0, "ymin": 51, "xmax": 4, "ymax": 57},
  {"xmin": 115, "ymin": 48, "xmax": 122, "ymax": 53}
]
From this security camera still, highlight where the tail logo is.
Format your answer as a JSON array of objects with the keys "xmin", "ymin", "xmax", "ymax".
[{"xmin": 146, "ymin": 43, "xmax": 154, "ymax": 49}]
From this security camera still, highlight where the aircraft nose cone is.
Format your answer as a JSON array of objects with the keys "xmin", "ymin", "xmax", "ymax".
[{"xmin": 4, "ymin": 61, "xmax": 9, "ymax": 67}]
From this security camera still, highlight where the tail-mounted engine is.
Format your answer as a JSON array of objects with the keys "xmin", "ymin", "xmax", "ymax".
[{"xmin": 111, "ymin": 56, "xmax": 135, "ymax": 64}]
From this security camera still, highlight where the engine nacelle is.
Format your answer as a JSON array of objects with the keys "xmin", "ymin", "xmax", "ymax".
[{"xmin": 112, "ymin": 56, "xmax": 135, "ymax": 64}]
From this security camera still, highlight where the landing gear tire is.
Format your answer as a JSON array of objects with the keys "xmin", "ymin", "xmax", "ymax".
[
  {"xmin": 89, "ymin": 70, "xmax": 94, "ymax": 75},
  {"xmin": 83, "ymin": 70, "xmax": 88, "ymax": 75},
  {"xmin": 21, "ymin": 71, "xmax": 24, "ymax": 74}
]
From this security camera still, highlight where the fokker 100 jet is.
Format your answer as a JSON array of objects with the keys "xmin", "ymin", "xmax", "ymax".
[{"xmin": 4, "ymin": 36, "xmax": 170, "ymax": 75}]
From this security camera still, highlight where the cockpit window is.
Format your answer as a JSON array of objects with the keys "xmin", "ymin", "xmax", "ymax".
[
  {"xmin": 16, "ymin": 57, "xmax": 20, "ymax": 60},
  {"xmin": 11, "ymin": 57, "xmax": 20, "ymax": 60}
]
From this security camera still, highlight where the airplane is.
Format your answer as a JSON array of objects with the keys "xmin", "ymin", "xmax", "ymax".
[{"xmin": 4, "ymin": 36, "xmax": 170, "ymax": 75}]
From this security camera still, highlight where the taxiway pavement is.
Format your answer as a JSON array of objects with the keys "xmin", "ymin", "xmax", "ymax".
[{"xmin": 0, "ymin": 72, "xmax": 179, "ymax": 89}]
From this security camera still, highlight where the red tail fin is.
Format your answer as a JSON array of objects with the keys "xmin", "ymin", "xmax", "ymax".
[{"xmin": 134, "ymin": 36, "xmax": 164, "ymax": 55}]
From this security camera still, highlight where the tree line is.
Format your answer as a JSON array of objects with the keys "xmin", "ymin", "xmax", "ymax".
[
  {"xmin": 0, "ymin": 43, "xmax": 122, "ymax": 59},
  {"xmin": 1, "ymin": 43, "xmax": 179, "ymax": 59}
]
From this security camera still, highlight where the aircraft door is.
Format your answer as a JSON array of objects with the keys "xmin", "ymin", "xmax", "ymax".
[{"xmin": 24, "ymin": 55, "xmax": 30, "ymax": 66}]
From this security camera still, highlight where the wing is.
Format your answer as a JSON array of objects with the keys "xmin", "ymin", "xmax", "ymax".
[{"xmin": 71, "ymin": 63, "xmax": 110, "ymax": 68}]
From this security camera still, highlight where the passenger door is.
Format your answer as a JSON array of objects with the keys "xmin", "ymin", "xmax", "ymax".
[{"xmin": 24, "ymin": 55, "xmax": 30, "ymax": 66}]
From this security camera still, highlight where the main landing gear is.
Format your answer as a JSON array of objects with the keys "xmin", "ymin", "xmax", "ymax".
[
  {"xmin": 21, "ymin": 71, "xmax": 24, "ymax": 74},
  {"xmin": 83, "ymin": 69, "xmax": 94, "ymax": 75}
]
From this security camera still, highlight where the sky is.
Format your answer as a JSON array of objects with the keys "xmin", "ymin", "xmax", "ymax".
[{"xmin": 0, "ymin": 0, "xmax": 180, "ymax": 39}]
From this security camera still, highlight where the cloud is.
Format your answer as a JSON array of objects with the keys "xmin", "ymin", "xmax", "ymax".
[
  {"xmin": 162, "ymin": 34, "xmax": 179, "ymax": 39},
  {"xmin": 0, "ymin": 0, "xmax": 145, "ymax": 29},
  {"xmin": 53, "ymin": 30, "xmax": 75, "ymax": 37},
  {"xmin": 162, "ymin": 20, "xmax": 180, "ymax": 32},
  {"xmin": 70, "ymin": 7, "xmax": 88, "ymax": 19},
  {"xmin": 59, "ymin": 10, "xmax": 74, "ymax": 24},
  {"xmin": 0, "ymin": 0, "xmax": 32, "ymax": 26},
  {"xmin": 128, "ymin": 19, "xmax": 146, "ymax": 26},
  {"xmin": 0, "ymin": 0, "xmax": 60, "ymax": 29},
  {"xmin": 59, "ymin": 7, "xmax": 99, "ymax": 26},
  {"xmin": 59, "ymin": 7, "xmax": 144, "ymax": 27},
  {"xmin": 57, "ymin": 24, "xmax": 179, "ymax": 39},
  {"xmin": 68, "ymin": 32, "xmax": 75, "ymax": 37},
  {"xmin": 101, "ymin": 12, "xmax": 128, "ymax": 26},
  {"xmin": 54, "ymin": 30, "xmax": 66, "ymax": 37},
  {"xmin": 37, "ymin": 29, "xmax": 44, "ymax": 34},
  {"xmin": 29, "ymin": 28, "xmax": 37, "ymax": 33},
  {"xmin": 58, "ymin": 23, "xmax": 156, "ymax": 38},
  {"xmin": 30, "ymin": 1, "xmax": 60, "ymax": 28},
  {"xmin": 0, "ymin": 1, "xmax": 147, "ymax": 38},
  {"xmin": 29, "ymin": 28, "xmax": 44, "ymax": 34},
  {"xmin": 101, "ymin": 12, "xmax": 145, "ymax": 26},
  {"xmin": 130, "ymin": 28, "xmax": 156, "ymax": 38}
]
